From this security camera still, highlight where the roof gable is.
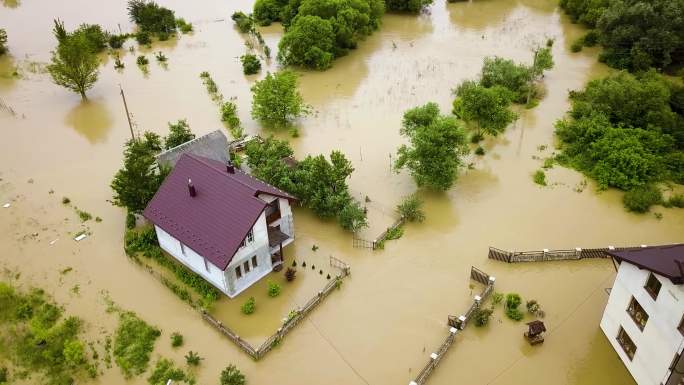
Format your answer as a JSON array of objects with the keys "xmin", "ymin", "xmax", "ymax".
[
  {"xmin": 143, "ymin": 153, "xmax": 293, "ymax": 270},
  {"xmin": 608, "ymin": 244, "xmax": 684, "ymax": 284}
]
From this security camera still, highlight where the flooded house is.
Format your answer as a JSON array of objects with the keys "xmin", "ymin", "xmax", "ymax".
[
  {"xmin": 600, "ymin": 244, "xmax": 684, "ymax": 385},
  {"xmin": 143, "ymin": 153, "xmax": 296, "ymax": 298}
]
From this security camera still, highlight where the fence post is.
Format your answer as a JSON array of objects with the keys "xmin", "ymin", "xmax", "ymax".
[{"xmin": 575, "ymin": 247, "xmax": 582, "ymax": 259}]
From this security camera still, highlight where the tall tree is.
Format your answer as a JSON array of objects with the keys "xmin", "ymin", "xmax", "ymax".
[
  {"xmin": 251, "ymin": 71, "xmax": 308, "ymax": 128},
  {"xmin": 111, "ymin": 132, "xmax": 167, "ymax": 213},
  {"xmin": 527, "ymin": 45, "xmax": 554, "ymax": 104},
  {"xmin": 47, "ymin": 20, "xmax": 99, "ymax": 100},
  {"xmin": 164, "ymin": 119, "xmax": 195, "ymax": 149},
  {"xmin": 394, "ymin": 103, "xmax": 468, "ymax": 190},
  {"xmin": 452, "ymin": 81, "xmax": 517, "ymax": 139}
]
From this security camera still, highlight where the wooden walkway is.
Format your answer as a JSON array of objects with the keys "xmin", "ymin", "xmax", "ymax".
[
  {"xmin": 409, "ymin": 266, "xmax": 495, "ymax": 385},
  {"xmin": 488, "ymin": 245, "xmax": 646, "ymax": 263}
]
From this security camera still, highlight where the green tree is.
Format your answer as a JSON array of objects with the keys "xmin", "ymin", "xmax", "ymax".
[
  {"xmin": 394, "ymin": 103, "xmax": 468, "ymax": 190},
  {"xmin": 127, "ymin": 0, "xmax": 177, "ymax": 34},
  {"xmin": 251, "ymin": 71, "xmax": 308, "ymax": 128},
  {"xmin": 452, "ymin": 81, "xmax": 517, "ymax": 139},
  {"xmin": 294, "ymin": 151, "xmax": 355, "ymax": 217},
  {"xmin": 164, "ymin": 119, "xmax": 195, "ymax": 149},
  {"xmin": 396, "ymin": 193, "xmax": 425, "ymax": 222},
  {"xmin": 0, "ymin": 29, "xmax": 8, "ymax": 55},
  {"xmin": 527, "ymin": 45, "xmax": 554, "ymax": 104},
  {"xmin": 480, "ymin": 56, "xmax": 531, "ymax": 103},
  {"xmin": 245, "ymin": 136, "xmax": 296, "ymax": 192},
  {"xmin": 220, "ymin": 364, "xmax": 245, "ymax": 385},
  {"xmin": 253, "ymin": 0, "xmax": 288, "ymax": 25},
  {"xmin": 110, "ymin": 132, "xmax": 167, "ymax": 213},
  {"xmin": 47, "ymin": 20, "xmax": 100, "ymax": 100},
  {"xmin": 277, "ymin": 15, "xmax": 335, "ymax": 70},
  {"xmin": 386, "ymin": 0, "xmax": 433, "ymax": 13}
]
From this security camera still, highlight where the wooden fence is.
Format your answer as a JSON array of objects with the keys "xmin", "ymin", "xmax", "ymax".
[
  {"xmin": 352, "ymin": 216, "xmax": 406, "ymax": 250},
  {"xmin": 201, "ymin": 256, "xmax": 351, "ymax": 360},
  {"xmin": 488, "ymin": 245, "xmax": 644, "ymax": 263},
  {"xmin": 410, "ymin": 267, "xmax": 495, "ymax": 385}
]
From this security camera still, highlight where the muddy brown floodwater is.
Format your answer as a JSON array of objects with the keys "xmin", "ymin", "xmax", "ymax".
[{"xmin": 1, "ymin": 0, "xmax": 683, "ymax": 384}]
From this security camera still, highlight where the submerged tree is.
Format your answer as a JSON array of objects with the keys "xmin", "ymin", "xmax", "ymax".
[
  {"xmin": 452, "ymin": 80, "xmax": 517, "ymax": 140},
  {"xmin": 526, "ymin": 45, "xmax": 554, "ymax": 104},
  {"xmin": 251, "ymin": 71, "xmax": 308, "ymax": 128},
  {"xmin": 47, "ymin": 20, "xmax": 100, "ymax": 100},
  {"xmin": 277, "ymin": 15, "xmax": 335, "ymax": 70},
  {"xmin": 164, "ymin": 119, "xmax": 195, "ymax": 149},
  {"xmin": 127, "ymin": 0, "xmax": 177, "ymax": 34},
  {"xmin": 386, "ymin": 0, "xmax": 433, "ymax": 13},
  {"xmin": 394, "ymin": 103, "xmax": 468, "ymax": 190},
  {"xmin": 111, "ymin": 132, "xmax": 167, "ymax": 213}
]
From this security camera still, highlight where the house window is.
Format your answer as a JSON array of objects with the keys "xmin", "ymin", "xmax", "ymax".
[
  {"xmin": 644, "ymin": 273, "xmax": 662, "ymax": 300},
  {"xmin": 235, "ymin": 266, "xmax": 242, "ymax": 279},
  {"xmin": 627, "ymin": 297, "xmax": 649, "ymax": 331},
  {"xmin": 246, "ymin": 229, "xmax": 254, "ymax": 243},
  {"xmin": 617, "ymin": 326, "xmax": 637, "ymax": 361},
  {"xmin": 251, "ymin": 256, "xmax": 258, "ymax": 268},
  {"xmin": 678, "ymin": 315, "xmax": 684, "ymax": 336},
  {"xmin": 243, "ymin": 261, "xmax": 250, "ymax": 273}
]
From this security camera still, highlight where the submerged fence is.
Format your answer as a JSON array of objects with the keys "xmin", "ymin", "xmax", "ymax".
[
  {"xmin": 410, "ymin": 266, "xmax": 496, "ymax": 385},
  {"xmin": 352, "ymin": 216, "xmax": 406, "ymax": 250},
  {"xmin": 488, "ymin": 245, "xmax": 645, "ymax": 263},
  {"xmin": 202, "ymin": 256, "xmax": 351, "ymax": 360}
]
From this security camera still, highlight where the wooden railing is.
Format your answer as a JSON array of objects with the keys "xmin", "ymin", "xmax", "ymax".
[
  {"xmin": 410, "ymin": 267, "xmax": 495, "ymax": 385},
  {"xmin": 488, "ymin": 245, "xmax": 645, "ymax": 263}
]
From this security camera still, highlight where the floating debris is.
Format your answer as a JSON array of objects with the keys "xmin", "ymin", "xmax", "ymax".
[
  {"xmin": 49, "ymin": 239, "xmax": 59, "ymax": 245},
  {"xmin": 74, "ymin": 233, "xmax": 87, "ymax": 242},
  {"xmin": 2, "ymin": 203, "xmax": 10, "ymax": 208}
]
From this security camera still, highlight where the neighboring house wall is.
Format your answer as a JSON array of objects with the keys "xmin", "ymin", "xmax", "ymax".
[
  {"xmin": 224, "ymin": 211, "xmax": 273, "ymax": 297},
  {"xmin": 601, "ymin": 262, "xmax": 684, "ymax": 385},
  {"xmin": 154, "ymin": 225, "xmax": 227, "ymax": 294}
]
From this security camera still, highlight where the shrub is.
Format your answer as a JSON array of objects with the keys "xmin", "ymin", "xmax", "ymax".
[
  {"xmin": 667, "ymin": 194, "xmax": 684, "ymax": 208},
  {"xmin": 473, "ymin": 307, "xmax": 493, "ymax": 327},
  {"xmin": 505, "ymin": 293, "xmax": 522, "ymax": 310},
  {"xmin": 109, "ymin": 34, "xmax": 127, "ymax": 49},
  {"xmin": 582, "ymin": 30, "xmax": 598, "ymax": 47},
  {"xmin": 185, "ymin": 351, "xmax": 202, "ymax": 366},
  {"xmin": 0, "ymin": 367, "xmax": 7, "ymax": 383},
  {"xmin": 147, "ymin": 358, "xmax": 188, "ymax": 385},
  {"xmin": 505, "ymin": 307, "xmax": 524, "ymax": 321},
  {"xmin": 492, "ymin": 292, "xmax": 503, "ymax": 305},
  {"xmin": 474, "ymin": 146, "xmax": 485, "ymax": 155},
  {"xmin": 397, "ymin": 194, "xmax": 425, "ymax": 222},
  {"xmin": 386, "ymin": 0, "xmax": 433, "ymax": 13},
  {"xmin": 112, "ymin": 311, "xmax": 161, "ymax": 378},
  {"xmin": 285, "ymin": 267, "xmax": 296, "ymax": 282},
  {"xmin": 62, "ymin": 197, "xmax": 71, "ymax": 204},
  {"xmin": 241, "ymin": 297, "xmax": 256, "ymax": 315},
  {"xmin": 170, "ymin": 332, "xmax": 183, "ymax": 348},
  {"xmin": 220, "ymin": 101, "xmax": 243, "ymax": 138},
  {"xmin": 77, "ymin": 209, "xmax": 93, "ymax": 222},
  {"xmin": 526, "ymin": 300, "xmax": 540, "ymax": 315},
  {"xmin": 240, "ymin": 54, "xmax": 261, "ymax": 75},
  {"xmin": 175, "ymin": 18, "xmax": 193, "ymax": 33},
  {"xmin": 570, "ymin": 39, "xmax": 583, "ymax": 53},
  {"xmin": 135, "ymin": 31, "xmax": 151, "ymax": 45},
  {"xmin": 137, "ymin": 55, "xmax": 149, "ymax": 65},
  {"xmin": 470, "ymin": 133, "xmax": 484, "ymax": 143},
  {"xmin": 220, "ymin": 364, "xmax": 245, "ymax": 385},
  {"xmin": 154, "ymin": 51, "xmax": 167, "ymax": 62},
  {"xmin": 337, "ymin": 200, "xmax": 368, "ymax": 232},
  {"xmin": 533, "ymin": 170, "xmax": 546, "ymax": 186},
  {"xmin": 232, "ymin": 12, "xmax": 254, "ymax": 33},
  {"xmin": 267, "ymin": 282, "xmax": 281, "ymax": 297},
  {"xmin": 623, "ymin": 185, "xmax": 662, "ymax": 213}
]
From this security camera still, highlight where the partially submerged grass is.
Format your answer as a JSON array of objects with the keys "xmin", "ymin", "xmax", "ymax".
[{"xmin": 112, "ymin": 311, "xmax": 161, "ymax": 378}]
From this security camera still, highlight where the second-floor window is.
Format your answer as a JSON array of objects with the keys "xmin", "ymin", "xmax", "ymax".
[
  {"xmin": 644, "ymin": 273, "xmax": 662, "ymax": 300},
  {"xmin": 627, "ymin": 297, "xmax": 649, "ymax": 331},
  {"xmin": 240, "ymin": 229, "xmax": 255, "ymax": 248}
]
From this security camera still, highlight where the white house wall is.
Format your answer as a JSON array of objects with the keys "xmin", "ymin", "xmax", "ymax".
[
  {"xmin": 224, "ymin": 211, "xmax": 273, "ymax": 297},
  {"xmin": 600, "ymin": 262, "xmax": 684, "ymax": 385},
  {"xmin": 154, "ymin": 225, "xmax": 228, "ymax": 294}
]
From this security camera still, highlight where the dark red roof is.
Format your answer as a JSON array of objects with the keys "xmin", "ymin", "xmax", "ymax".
[
  {"xmin": 143, "ymin": 153, "xmax": 295, "ymax": 270},
  {"xmin": 608, "ymin": 244, "xmax": 684, "ymax": 284}
]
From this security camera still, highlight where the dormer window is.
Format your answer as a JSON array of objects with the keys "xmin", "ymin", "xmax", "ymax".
[
  {"xmin": 240, "ymin": 229, "xmax": 254, "ymax": 248},
  {"xmin": 644, "ymin": 273, "xmax": 662, "ymax": 300}
]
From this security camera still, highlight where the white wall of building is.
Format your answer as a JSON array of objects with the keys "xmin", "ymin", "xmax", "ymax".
[
  {"xmin": 601, "ymin": 261, "xmax": 684, "ymax": 385},
  {"xmin": 155, "ymin": 225, "xmax": 227, "ymax": 293},
  {"xmin": 223, "ymin": 211, "xmax": 273, "ymax": 297}
]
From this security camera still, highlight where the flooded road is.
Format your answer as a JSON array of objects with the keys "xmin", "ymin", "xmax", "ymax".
[{"xmin": 1, "ymin": 0, "xmax": 683, "ymax": 384}]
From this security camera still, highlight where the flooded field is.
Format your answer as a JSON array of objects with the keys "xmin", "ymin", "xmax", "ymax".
[{"xmin": 1, "ymin": 0, "xmax": 683, "ymax": 384}]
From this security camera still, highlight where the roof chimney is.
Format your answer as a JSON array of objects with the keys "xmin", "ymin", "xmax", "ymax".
[
  {"xmin": 188, "ymin": 178, "xmax": 196, "ymax": 197},
  {"xmin": 226, "ymin": 162, "xmax": 235, "ymax": 174}
]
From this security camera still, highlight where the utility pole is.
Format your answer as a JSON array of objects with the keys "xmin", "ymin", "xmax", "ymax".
[{"xmin": 119, "ymin": 84, "xmax": 135, "ymax": 141}]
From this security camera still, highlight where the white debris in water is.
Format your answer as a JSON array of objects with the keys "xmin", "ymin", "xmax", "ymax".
[
  {"xmin": 49, "ymin": 239, "xmax": 59, "ymax": 245},
  {"xmin": 74, "ymin": 233, "xmax": 87, "ymax": 242},
  {"xmin": 2, "ymin": 203, "xmax": 10, "ymax": 208}
]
